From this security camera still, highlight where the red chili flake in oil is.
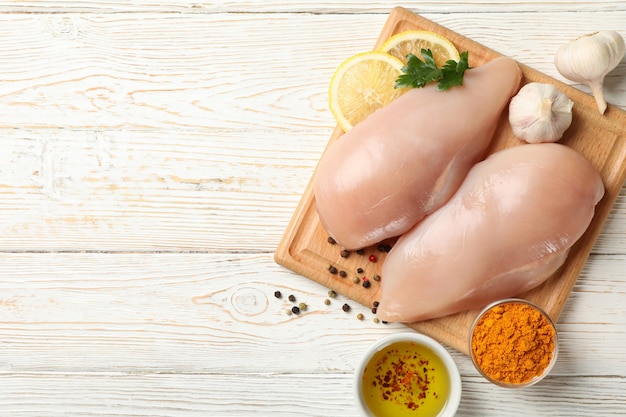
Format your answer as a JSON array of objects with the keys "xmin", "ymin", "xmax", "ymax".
[{"xmin": 361, "ymin": 341, "xmax": 449, "ymax": 415}]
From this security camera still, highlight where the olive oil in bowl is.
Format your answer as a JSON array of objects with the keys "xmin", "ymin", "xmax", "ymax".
[{"xmin": 355, "ymin": 333, "xmax": 461, "ymax": 417}]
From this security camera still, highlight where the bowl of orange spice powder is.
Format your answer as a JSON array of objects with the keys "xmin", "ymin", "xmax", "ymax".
[{"xmin": 469, "ymin": 298, "xmax": 559, "ymax": 387}]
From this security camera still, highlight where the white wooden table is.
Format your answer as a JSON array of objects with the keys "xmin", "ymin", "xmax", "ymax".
[{"xmin": 0, "ymin": 1, "xmax": 624, "ymax": 415}]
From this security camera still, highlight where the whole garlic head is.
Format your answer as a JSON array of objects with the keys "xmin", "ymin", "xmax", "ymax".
[
  {"xmin": 509, "ymin": 82, "xmax": 574, "ymax": 143},
  {"xmin": 555, "ymin": 31, "xmax": 625, "ymax": 114}
]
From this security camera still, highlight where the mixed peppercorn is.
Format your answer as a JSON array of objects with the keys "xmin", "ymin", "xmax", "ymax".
[{"xmin": 273, "ymin": 236, "xmax": 393, "ymax": 323}]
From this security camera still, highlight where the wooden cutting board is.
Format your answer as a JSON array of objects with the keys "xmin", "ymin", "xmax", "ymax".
[{"xmin": 274, "ymin": 6, "xmax": 626, "ymax": 354}]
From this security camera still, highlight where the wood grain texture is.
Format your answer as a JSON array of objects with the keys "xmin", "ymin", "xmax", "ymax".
[
  {"xmin": 0, "ymin": 1, "xmax": 624, "ymax": 415},
  {"xmin": 274, "ymin": 6, "xmax": 626, "ymax": 354},
  {"xmin": 0, "ymin": 373, "xmax": 623, "ymax": 417},
  {"xmin": 0, "ymin": 252, "xmax": 624, "ymax": 376},
  {"xmin": 0, "ymin": 1, "xmax": 622, "ymax": 13},
  {"xmin": 0, "ymin": 13, "xmax": 624, "ymax": 131},
  {"xmin": 0, "ymin": 129, "xmax": 327, "ymax": 251}
]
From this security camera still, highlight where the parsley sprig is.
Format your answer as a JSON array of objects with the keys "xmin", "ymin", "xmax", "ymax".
[{"xmin": 395, "ymin": 49, "xmax": 470, "ymax": 91}]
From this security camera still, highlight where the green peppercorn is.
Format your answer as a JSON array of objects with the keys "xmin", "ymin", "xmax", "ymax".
[
  {"xmin": 285, "ymin": 308, "xmax": 292, "ymax": 316},
  {"xmin": 324, "ymin": 299, "xmax": 331, "ymax": 305},
  {"xmin": 352, "ymin": 276, "xmax": 360, "ymax": 284},
  {"xmin": 298, "ymin": 302, "xmax": 307, "ymax": 312},
  {"xmin": 357, "ymin": 313, "xmax": 364, "ymax": 320},
  {"xmin": 328, "ymin": 290, "xmax": 337, "ymax": 298},
  {"xmin": 372, "ymin": 274, "xmax": 381, "ymax": 282},
  {"xmin": 373, "ymin": 317, "xmax": 380, "ymax": 324}
]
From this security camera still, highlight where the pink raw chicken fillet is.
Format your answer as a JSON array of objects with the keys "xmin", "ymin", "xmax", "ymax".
[
  {"xmin": 314, "ymin": 56, "xmax": 522, "ymax": 250},
  {"xmin": 377, "ymin": 143, "xmax": 605, "ymax": 323}
]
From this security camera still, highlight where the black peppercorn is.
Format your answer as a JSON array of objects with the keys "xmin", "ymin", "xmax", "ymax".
[
  {"xmin": 288, "ymin": 294, "xmax": 296, "ymax": 302},
  {"xmin": 371, "ymin": 307, "xmax": 377, "ymax": 314},
  {"xmin": 339, "ymin": 270, "xmax": 347, "ymax": 278},
  {"xmin": 373, "ymin": 301, "xmax": 380, "ymax": 307},
  {"xmin": 274, "ymin": 291, "xmax": 282, "ymax": 299},
  {"xmin": 362, "ymin": 280, "xmax": 371, "ymax": 289},
  {"xmin": 340, "ymin": 249, "xmax": 350, "ymax": 258},
  {"xmin": 291, "ymin": 306, "xmax": 301, "ymax": 315},
  {"xmin": 327, "ymin": 236, "xmax": 336, "ymax": 245},
  {"xmin": 377, "ymin": 244, "xmax": 392, "ymax": 253},
  {"xmin": 356, "ymin": 249, "xmax": 365, "ymax": 255},
  {"xmin": 342, "ymin": 303, "xmax": 351, "ymax": 312},
  {"xmin": 356, "ymin": 267, "xmax": 364, "ymax": 274},
  {"xmin": 328, "ymin": 265, "xmax": 338, "ymax": 275}
]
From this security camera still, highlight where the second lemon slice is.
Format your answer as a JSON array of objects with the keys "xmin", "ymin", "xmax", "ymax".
[
  {"xmin": 379, "ymin": 30, "xmax": 460, "ymax": 68},
  {"xmin": 329, "ymin": 51, "xmax": 406, "ymax": 132}
]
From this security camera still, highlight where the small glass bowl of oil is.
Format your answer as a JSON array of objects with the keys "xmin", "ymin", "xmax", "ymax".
[{"xmin": 354, "ymin": 332, "xmax": 462, "ymax": 417}]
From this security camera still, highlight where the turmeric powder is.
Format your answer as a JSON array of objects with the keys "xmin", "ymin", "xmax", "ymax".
[{"xmin": 470, "ymin": 300, "xmax": 556, "ymax": 385}]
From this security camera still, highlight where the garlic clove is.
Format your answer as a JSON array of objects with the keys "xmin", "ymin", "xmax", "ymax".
[
  {"xmin": 555, "ymin": 30, "xmax": 625, "ymax": 114},
  {"xmin": 509, "ymin": 82, "xmax": 574, "ymax": 143}
]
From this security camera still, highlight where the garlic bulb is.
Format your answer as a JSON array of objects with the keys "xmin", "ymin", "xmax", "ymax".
[
  {"xmin": 508, "ymin": 82, "xmax": 574, "ymax": 143},
  {"xmin": 555, "ymin": 30, "xmax": 625, "ymax": 114}
]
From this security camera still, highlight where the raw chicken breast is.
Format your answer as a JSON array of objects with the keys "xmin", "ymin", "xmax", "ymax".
[
  {"xmin": 377, "ymin": 143, "xmax": 604, "ymax": 323},
  {"xmin": 314, "ymin": 57, "xmax": 522, "ymax": 250}
]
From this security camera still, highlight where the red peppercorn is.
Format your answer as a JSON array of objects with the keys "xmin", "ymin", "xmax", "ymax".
[{"xmin": 369, "ymin": 255, "xmax": 377, "ymax": 263}]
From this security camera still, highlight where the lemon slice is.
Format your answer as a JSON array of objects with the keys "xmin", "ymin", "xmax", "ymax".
[
  {"xmin": 379, "ymin": 30, "xmax": 460, "ymax": 67},
  {"xmin": 329, "ymin": 51, "xmax": 406, "ymax": 132}
]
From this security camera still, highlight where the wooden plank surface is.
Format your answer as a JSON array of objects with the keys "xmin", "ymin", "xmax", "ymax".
[
  {"xmin": 0, "ymin": 1, "xmax": 623, "ymax": 13},
  {"xmin": 0, "ymin": 1, "xmax": 624, "ymax": 416},
  {"xmin": 275, "ymin": 6, "xmax": 626, "ymax": 354}
]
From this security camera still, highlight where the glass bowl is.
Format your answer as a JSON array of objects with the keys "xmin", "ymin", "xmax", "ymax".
[
  {"xmin": 468, "ymin": 298, "xmax": 559, "ymax": 388},
  {"xmin": 354, "ymin": 332, "xmax": 462, "ymax": 417}
]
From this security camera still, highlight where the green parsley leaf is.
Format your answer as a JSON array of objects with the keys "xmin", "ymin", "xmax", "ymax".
[
  {"xmin": 394, "ymin": 49, "xmax": 471, "ymax": 91},
  {"xmin": 394, "ymin": 49, "xmax": 441, "ymax": 89},
  {"xmin": 438, "ymin": 51, "xmax": 470, "ymax": 91}
]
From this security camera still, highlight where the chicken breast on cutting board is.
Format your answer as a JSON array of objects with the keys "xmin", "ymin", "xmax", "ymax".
[
  {"xmin": 314, "ymin": 56, "xmax": 522, "ymax": 250},
  {"xmin": 377, "ymin": 143, "xmax": 605, "ymax": 323}
]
